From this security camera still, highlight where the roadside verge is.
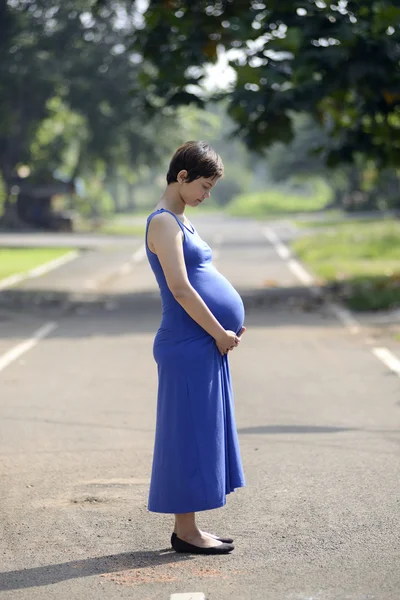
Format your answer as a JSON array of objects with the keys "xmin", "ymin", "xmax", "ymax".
[
  {"xmin": 0, "ymin": 248, "xmax": 79, "ymax": 291},
  {"xmin": 262, "ymin": 222, "xmax": 400, "ymax": 379}
]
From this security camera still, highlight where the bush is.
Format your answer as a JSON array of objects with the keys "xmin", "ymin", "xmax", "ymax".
[
  {"xmin": 228, "ymin": 182, "xmax": 330, "ymax": 217},
  {"xmin": 228, "ymin": 190, "xmax": 326, "ymax": 217}
]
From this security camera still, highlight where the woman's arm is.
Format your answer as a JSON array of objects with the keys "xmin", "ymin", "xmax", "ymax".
[{"xmin": 148, "ymin": 213, "xmax": 235, "ymax": 348}]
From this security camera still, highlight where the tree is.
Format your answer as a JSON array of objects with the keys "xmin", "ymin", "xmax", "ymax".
[
  {"xmin": 267, "ymin": 114, "xmax": 400, "ymax": 211},
  {"xmin": 0, "ymin": 0, "xmax": 177, "ymax": 221},
  {"xmin": 133, "ymin": 0, "xmax": 400, "ymax": 168}
]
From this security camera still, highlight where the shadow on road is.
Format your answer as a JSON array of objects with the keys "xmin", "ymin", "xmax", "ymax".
[
  {"xmin": 0, "ymin": 284, "xmax": 340, "ymax": 342},
  {"xmin": 0, "ymin": 549, "xmax": 193, "ymax": 591},
  {"xmin": 0, "ymin": 283, "xmax": 323, "ymax": 311}
]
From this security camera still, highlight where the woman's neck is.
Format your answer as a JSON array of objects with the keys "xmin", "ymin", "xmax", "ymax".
[{"xmin": 158, "ymin": 184, "xmax": 186, "ymax": 214}]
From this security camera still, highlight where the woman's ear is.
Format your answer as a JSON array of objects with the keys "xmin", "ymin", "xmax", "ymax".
[{"xmin": 177, "ymin": 170, "xmax": 188, "ymax": 184}]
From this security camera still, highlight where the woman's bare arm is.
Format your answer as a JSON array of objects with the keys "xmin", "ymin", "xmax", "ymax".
[{"xmin": 148, "ymin": 213, "xmax": 228, "ymax": 342}]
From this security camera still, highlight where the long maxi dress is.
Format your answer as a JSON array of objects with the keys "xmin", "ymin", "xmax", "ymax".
[{"xmin": 145, "ymin": 208, "xmax": 245, "ymax": 514}]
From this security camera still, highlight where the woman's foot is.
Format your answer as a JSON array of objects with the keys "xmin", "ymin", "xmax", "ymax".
[
  {"xmin": 172, "ymin": 534, "xmax": 234, "ymax": 555},
  {"xmin": 173, "ymin": 513, "xmax": 234, "ymax": 554},
  {"xmin": 175, "ymin": 531, "xmax": 223, "ymax": 548},
  {"xmin": 172, "ymin": 531, "xmax": 233, "ymax": 544},
  {"xmin": 201, "ymin": 530, "xmax": 234, "ymax": 543}
]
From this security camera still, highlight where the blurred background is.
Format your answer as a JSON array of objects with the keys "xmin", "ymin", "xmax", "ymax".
[{"xmin": 0, "ymin": 0, "xmax": 399, "ymax": 313}]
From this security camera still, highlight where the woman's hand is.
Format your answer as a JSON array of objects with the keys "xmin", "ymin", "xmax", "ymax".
[
  {"xmin": 237, "ymin": 326, "xmax": 246, "ymax": 340},
  {"xmin": 215, "ymin": 330, "xmax": 238, "ymax": 355},
  {"xmin": 215, "ymin": 326, "xmax": 246, "ymax": 356},
  {"xmin": 227, "ymin": 326, "xmax": 246, "ymax": 354}
]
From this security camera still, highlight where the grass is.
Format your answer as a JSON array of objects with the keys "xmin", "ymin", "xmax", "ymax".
[
  {"xmin": 227, "ymin": 185, "xmax": 330, "ymax": 218},
  {"xmin": 0, "ymin": 247, "xmax": 74, "ymax": 280},
  {"xmin": 294, "ymin": 213, "xmax": 397, "ymax": 229},
  {"xmin": 292, "ymin": 219, "xmax": 400, "ymax": 311}
]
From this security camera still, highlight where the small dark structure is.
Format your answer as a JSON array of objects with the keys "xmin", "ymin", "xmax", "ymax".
[{"xmin": 10, "ymin": 176, "xmax": 76, "ymax": 231}]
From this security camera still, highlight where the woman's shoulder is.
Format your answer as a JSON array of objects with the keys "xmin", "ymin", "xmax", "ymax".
[
  {"xmin": 147, "ymin": 211, "xmax": 185, "ymax": 245},
  {"xmin": 148, "ymin": 209, "xmax": 183, "ymax": 229}
]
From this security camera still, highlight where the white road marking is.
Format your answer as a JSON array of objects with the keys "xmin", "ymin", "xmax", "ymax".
[
  {"xmin": 0, "ymin": 273, "xmax": 25, "ymax": 291},
  {"xmin": 0, "ymin": 321, "xmax": 58, "ymax": 374},
  {"xmin": 27, "ymin": 251, "xmax": 79, "ymax": 277},
  {"xmin": 83, "ymin": 244, "xmax": 146, "ymax": 290},
  {"xmin": 131, "ymin": 244, "xmax": 146, "ymax": 263},
  {"xmin": 0, "ymin": 250, "xmax": 79, "ymax": 291},
  {"xmin": 170, "ymin": 594, "xmax": 206, "ymax": 600},
  {"xmin": 119, "ymin": 262, "xmax": 132, "ymax": 276},
  {"xmin": 262, "ymin": 227, "xmax": 280, "ymax": 246},
  {"xmin": 287, "ymin": 258, "xmax": 315, "ymax": 286},
  {"xmin": 264, "ymin": 228, "xmax": 313, "ymax": 281},
  {"xmin": 329, "ymin": 302, "xmax": 361, "ymax": 334},
  {"xmin": 262, "ymin": 226, "xmax": 361, "ymax": 331},
  {"xmin": 372, "ymin": 347, "xmax": 400, "ymax": 378},
  {"xmin": 276, "ymin": 243, "xmax": 291, "ymax": 260},
  {"xmin": 263, "ymin": 229, "xmax": 291, "ymax": 260}
]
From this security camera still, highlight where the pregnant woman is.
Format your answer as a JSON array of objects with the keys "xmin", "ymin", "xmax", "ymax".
[{"xmin": 145, "ymin": 141, "xmax": 246, "ymax": 555}]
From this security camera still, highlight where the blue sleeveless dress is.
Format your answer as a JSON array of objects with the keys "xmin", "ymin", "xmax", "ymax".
[{"xmin": 145, "ymin": 208, "xmax": 245, "ymax": 514}]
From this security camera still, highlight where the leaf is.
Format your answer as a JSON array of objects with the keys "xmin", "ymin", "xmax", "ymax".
[{"xmin": 168, "ymin": 91, "xmax": 204, "ymax": 108}]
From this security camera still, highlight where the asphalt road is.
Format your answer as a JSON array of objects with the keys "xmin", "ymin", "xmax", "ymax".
[{"xmin": 0, "ymin": 214, "xmax": 399, "ymax": 600}]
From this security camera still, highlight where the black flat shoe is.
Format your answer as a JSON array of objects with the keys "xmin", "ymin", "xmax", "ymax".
[
  {"xmin": 171, "ymin": 531, "xmax": 234, "ymax": 546},
  {"xmin": 172, "ymin": 535, "xmax": 234, "ymax": 555}
]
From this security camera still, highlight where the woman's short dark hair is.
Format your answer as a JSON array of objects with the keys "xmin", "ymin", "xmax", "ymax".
[{"xmin": 166, "ymin": 141, "xmax": 224, "ymax": 184}]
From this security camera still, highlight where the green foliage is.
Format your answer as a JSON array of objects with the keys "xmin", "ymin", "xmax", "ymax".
[
  {"xmin": 295, "ymin": 219, "xmax": 400, "ymax": 260},
  {"xmin": 228, "ymin": 180, "xmax": 331, "ymax": 217},
  {"xmin": 134, "ymin": 0, "xmax": 400, "ymax": 168},
  {"xmin": 30, "ymin": 96, "xmax": 88, "ymax": 179},
  {"xmin": 76, "ymin": 175, "xmax": 114, "ymax": 219},
  {"xmin": 0, "ymin": 0, "xmax": 177, "ymax": 218},
  {"xmin": 342, "ymin": 276, "xmax": 400, "ymax": 311},
  {"xmin": 267, "ymin": 114, "xmax": 329, "ymax": 181},
  {"xmin": 267, "ymin": 114, "xmax": 400, "ymax": 211}
]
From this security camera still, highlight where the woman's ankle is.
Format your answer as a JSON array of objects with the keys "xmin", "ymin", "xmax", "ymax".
[
  {"xmin": 175, "ymin": 526, "xmax": 201, "ymax": 541},
  {"xmin": 174, "ymin": 512, "xmax": 197, "ymax": 539}
]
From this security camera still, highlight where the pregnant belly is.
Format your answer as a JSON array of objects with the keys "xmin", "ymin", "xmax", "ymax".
[{"xmin": 191, "ymin": 266, "xmax": 245, "ymax": 334}]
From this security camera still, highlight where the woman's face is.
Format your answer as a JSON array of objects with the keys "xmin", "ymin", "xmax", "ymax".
[{"xmin": 177, "ymin": 171, "xmax": 218, "ymax": 207}]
